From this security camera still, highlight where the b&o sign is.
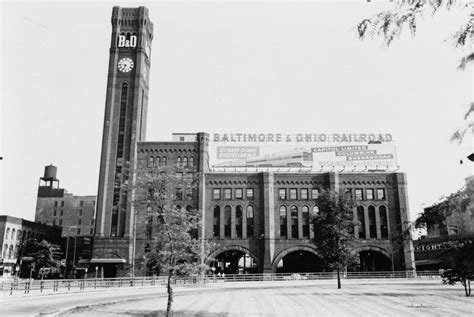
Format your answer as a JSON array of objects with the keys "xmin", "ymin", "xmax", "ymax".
[{"xmin": 118, "ymin": 35, "xmax": 137, "ymax": 48}]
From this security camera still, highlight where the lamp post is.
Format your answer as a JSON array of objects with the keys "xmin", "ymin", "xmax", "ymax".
[{"xmin": 64, "ymin": 226, "xmax": 77, "ymax": 278}]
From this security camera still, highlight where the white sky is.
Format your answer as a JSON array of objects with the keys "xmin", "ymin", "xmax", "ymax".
[{"xmin": 1, "ymin": 1, "xmax": 472, "ymax": 222}]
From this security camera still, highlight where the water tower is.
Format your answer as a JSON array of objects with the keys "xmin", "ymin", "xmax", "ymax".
[{"xmin": 39, "ymin": 164, "xmax": 60, "ymax": 188}]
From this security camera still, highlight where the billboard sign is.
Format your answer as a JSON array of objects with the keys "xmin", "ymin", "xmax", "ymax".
[{"xmin": 209, "ymin": 133, "xmax": 397, "ymax": 170}]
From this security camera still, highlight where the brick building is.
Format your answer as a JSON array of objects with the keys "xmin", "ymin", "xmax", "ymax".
[
  {"xmin": 90, "ymin": 6, "xmax": 415, "ymax": 277},
  {"xmin": 35, "ymin": 165, "xmax": 96, "ymax": 237},
  {"xmin": 0, "ymin": 215, "xmax": 62, "ymax": 276}
]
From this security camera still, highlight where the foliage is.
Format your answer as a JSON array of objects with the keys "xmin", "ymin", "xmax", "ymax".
[
  {"xmin": 311, "ymin": 189, "xmax": 357, "ymax": 289},
  {"xmin": 131, "ymin": 166, "xmax": 209, "ymax": 317},
  {"xmin": 440, "ymin": 240, "xmax": 474, "ymax": 296},
  {"xmin": 357, "ymin": 1, "xmax": 471, "ymax": 52},
  {"xmin": 357, "ymin": 0, "xmax": 473, "ymax": 143},
  {"xmin": 415, "ymin": 186, "xmax": 470, "ymax": 232},
  {"xmin": 22, "ymin": 238, "xmax": 62, "ymax": 271}
]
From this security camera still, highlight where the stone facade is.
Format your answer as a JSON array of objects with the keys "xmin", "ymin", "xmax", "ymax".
[{"xmin": 93, "ymin": 133, "xmax": 415, "ymax": 276}]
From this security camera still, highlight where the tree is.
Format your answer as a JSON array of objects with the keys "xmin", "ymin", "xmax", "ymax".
[
  {"xmin": 415, "ymin": 186, "xmax": 470, "ymax": 234},
  {"xmin": 131, "ymin": 166, "xmax": 209, "ymax": 317},
  {"xmin": 21, "ymin": 238, "xmax": 62, "ymax": 277},
  {"xmin": 311, "ymin": 189, "xmax": 357, "ymax": 289},
  {"xmin": 415, "ymin": 185, "xmax": 473, "ymax": 296},
  {"xmin": 357, "ymin": 0, "xmax": 473, "ymax": 143},
  {"xmin": 440, "ymin": 240, "xmax": 474, "ymax": 297}
]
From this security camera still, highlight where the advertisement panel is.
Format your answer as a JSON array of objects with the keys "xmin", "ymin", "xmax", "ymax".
[{"xmin": 209, "ymin": 133, "xmax": 397, "ymax": 170}]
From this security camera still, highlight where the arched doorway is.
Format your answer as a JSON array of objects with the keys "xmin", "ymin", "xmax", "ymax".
[
  {"xmin": 208, "ymin": 247, "xmax": 260, "ymax": 275},
  {"xmin": 358, "ymin": 250, "xmax": 392, "ymax": 271},
  {"xmin": 273, "ymin": 247, "xmax": 326, "ymax": 273}
]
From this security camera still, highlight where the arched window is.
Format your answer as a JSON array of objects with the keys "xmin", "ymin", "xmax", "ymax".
[
  {"xmin": 6, "ymin": 227, "xmax": 10, "ymax": 239},
  {"xmin": 357, "ymin": 206, "xmax": 366, "ymax": 239},
  {"xmin": 302, "ymin": 206, "xmax": 310, "ymax": 238},
  {"xmin": 246, "ymin": 206, "xmax": 254, "ymax": 238},
  {"xmin": 280, "ymin": 206, "xmax": 287, "ymax": 237},
  {"xmin": 368, "ymin": 205, "xmax": 376, "ymax": 238},
  {"xmin": 290, "ymin": 205, "xmax": 298, "ymax": 238},
  {"xmin": 380, "ymin": 206, "xmax": 388, "ymax": 239},
  {"xmin": 177, "ymin": 156, "xmax": 182, "ymax": 167},
  {"xmin": 11, "ymin": 229, "xmax": 15, "ymax": 240},
  {"xmin": 2, "ymin": 244, "xmax": 7, "ymax": 258},
  {"xmin": 224, "ymin": 206, "xmax": 231, "ymax": 237},
  {"xmin": 155, "ymin": 156, "xmax": 161, "ymax": 167},
  {"xmin": 148, "ymin": 156, "xmax": 154, "ymax": 167},
  {"xmin": 186, "ymin": 205, "xmax": 193, "ymax": 212},
  {"xmin": 8, "ymin": 245, "xmax": 13, "ymax": 259},
  {"xmin": 17, "ymin": 230, "xmax": 22, "ymax": 240},
  {"xmin": 312, "ymin": 206, "xmax": 319, "ymax": 215},
  {"xmin": 189, "ymin": 157, "xmax": 194, "ymax": 167},
  {"xmin": 162, "ymin": 156, "xmax": 167, "ymax": 166},
  {"xmin": 183, "ymin": 157, "xmax": 188, "ymax": 168},
  {"xmin": 236, "ymin": 205, "xmax": 243, "ymax": 238},
  {"xmin": 213, "ymin": 206, "xmax": 220, "ymax": 237}
]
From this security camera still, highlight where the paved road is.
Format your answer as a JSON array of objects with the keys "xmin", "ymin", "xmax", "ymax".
[
  {"xmin": 2, "ymin": 284, "xmax": 170, "ymax": 316},
  {"xmin": 2, "ymin": 279, "xmax": 472, "ymax": 316}
]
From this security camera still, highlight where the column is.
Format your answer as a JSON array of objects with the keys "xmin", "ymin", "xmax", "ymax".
[
  {"xmin": 364, "ymin": 207, "xmax": 370, "ymax": 240},
  {"xmin": 242, "ymin": 208, "xmax": 247, "ymax": 239},
  {"xmin": 219, "ymin": 206, "xmax": 225, "ymax": 239},
  {"xmin": 262, "ymin": 172, "xmax": 275, "ymax": 273},
  {"xmin": 396, "ymin": 173, "xmax": 415, "ymax": 272},
  {"xmin": 328, "ymin": 172, "xmax": 339, "ymax": 192},
  {"xmin": 197, "ymin": 133, "xmax": 209, "ymax": 240},
  {"xmin": 286, "ymin": 208, "xmax": 292, "ymax": 239},
  {"xmin": 298, "ymin": 207, "xmax": 303, "ymax": 239}
]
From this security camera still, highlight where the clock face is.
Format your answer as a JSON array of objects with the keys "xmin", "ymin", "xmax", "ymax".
[{"xmin": 118, "ymin": 57, "xmax": 134, "ymax": 73}]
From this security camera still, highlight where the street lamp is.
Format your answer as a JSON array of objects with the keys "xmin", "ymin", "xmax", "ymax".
[{"xmin": 64, "ymin": 226, "xmax": 77, "ymax": 278}]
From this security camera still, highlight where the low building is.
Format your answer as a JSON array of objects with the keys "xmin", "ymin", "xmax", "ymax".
[
  {"xmin": 414, "ymin": 175, "xmax": 474, "ymax": 270},
  {"xmin": 35, "ymin": 165, "xmax": 96, "ymax": 237},
  {"xmin": 0, "ymin": 215, "xmax": 62, "ymax": 276}
]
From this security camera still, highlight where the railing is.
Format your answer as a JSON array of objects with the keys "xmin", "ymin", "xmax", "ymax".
[{"xmin": 1, "ymin": 270, "xmax": 440, "ymax": 296}]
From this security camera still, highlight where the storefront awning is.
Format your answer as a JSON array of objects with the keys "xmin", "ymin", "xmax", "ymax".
[{"xmin": 89, "ymin": 258, "xmax": 127, "ymax": 264}]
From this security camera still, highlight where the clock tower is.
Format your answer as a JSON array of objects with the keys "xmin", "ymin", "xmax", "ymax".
[{"xmin": 93, "ymin": 6, "xmax": 153, "ymax": 271}]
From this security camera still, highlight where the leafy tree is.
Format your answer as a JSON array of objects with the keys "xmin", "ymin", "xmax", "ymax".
[
  {"xmin": 311, "ymin": 189, "xmax": 357, "ymax": 289},
  {"xmin": 440, "ymin": 240, "xmax": 474, "ymax": 296},
  {"xmin": 21, "ymin": 238, "xmax": 62, "ymax": 276},
  {"xmin": 415, "ymin": 185, "xmax": 473, "ymax": 296},
  {"xmin": 131, "ymin": 166, "xmax": 209, "ymax": 317},
  {"xmin": 415, "ymin": 186, "xmax": 470, "ymax": 234},
  {"xmin": 357, "ymin": 0, "xmax": 473, "ymax": 143}
]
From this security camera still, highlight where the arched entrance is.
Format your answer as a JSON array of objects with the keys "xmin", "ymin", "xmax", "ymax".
[
  {"xmin": 208, "ymin": 246, "xmax": 260, "ymax": 274},
  {"xmin": 272, "ymin": 246, "xmax": 325, "ymax": 273},
  {"xmin": 355, "ymin": 247, "xmax": 392, "ymax": 271}
]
